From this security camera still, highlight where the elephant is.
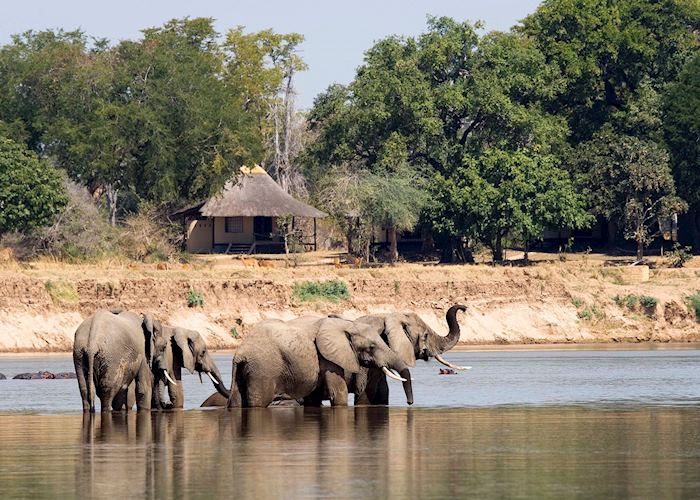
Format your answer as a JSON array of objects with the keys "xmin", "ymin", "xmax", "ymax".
[
  {"xmin": 73, "ymin": 309, "xmax": 156, "ymax": 412},
  {"xmin": 352, "ymin": 304, "xmax": 468, "ymax": 405},
  {"xmin": 150, "ymin": 322, "xmax": 230, "ymax": 409},
  {"xmin": 226, "ymin": 316, "xmax": 413, "ymax": 408}
]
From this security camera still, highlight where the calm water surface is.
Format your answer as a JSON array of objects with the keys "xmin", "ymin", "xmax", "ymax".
[{"xmin": 1, "ymin": 350, "xmax": 699, "ymax": 498}]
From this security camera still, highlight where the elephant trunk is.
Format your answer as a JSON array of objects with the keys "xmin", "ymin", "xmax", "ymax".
[
  {"xmin": 398, "ymin": 368, "xmax": 413, "ymax": 405},
  {"xmin": 434, "ymin": 304, "xmax": 467, "ymax": 354},
  {"xmin": 209, "ymin": 364, "xmax": 231, "ymax": 399}
]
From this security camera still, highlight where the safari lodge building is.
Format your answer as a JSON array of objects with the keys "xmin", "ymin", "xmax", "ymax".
[{"xmin": 173, "ymin": 166, "xmax": 327, "ymax": 254}]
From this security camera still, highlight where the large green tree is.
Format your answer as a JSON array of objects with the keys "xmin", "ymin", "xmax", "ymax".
[
  {"xmin": 0, "ymin": 137, "xmax": 66, "ymax": 235},
  {"xmin": 664, "ymin": 53, "xmax": 700, "ymax": 248}
]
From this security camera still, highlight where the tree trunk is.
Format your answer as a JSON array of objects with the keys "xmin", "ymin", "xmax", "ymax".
[
  {"xmin": 524, "ymin": 239, "xmax": 530, "ymax": 265},
  {"xmin": 637, "ymin": 238, "xmax": 644, "ymax": 261},
  {"xmin": 492, "ymin": 234, "xmax": 503, "ymax": 262},
  {"xmin": 105, "ymin": 184, "xmax": 118, "ymax": 226},
  {"xmin": 387, "ymin": 226, "xmax": 398, "ymax": 263}
]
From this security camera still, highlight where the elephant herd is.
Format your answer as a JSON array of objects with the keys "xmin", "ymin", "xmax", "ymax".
[{"xmin": 72, "ymin": 304, "xmax": 468, "ymax": 411}]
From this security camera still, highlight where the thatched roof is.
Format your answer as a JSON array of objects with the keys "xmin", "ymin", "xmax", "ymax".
[{"xmin": 198, "ymin": 166, "xmax": 327, "ymax": 218}]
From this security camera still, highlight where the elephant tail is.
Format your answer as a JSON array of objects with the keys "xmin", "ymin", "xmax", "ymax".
[
  {"xmin": 84, "ymin": 350, "xmax": 96, "ymax": 412},
  {"xmin": 227, "ymin": 358, "xmax": 245, "ymax": 408}
]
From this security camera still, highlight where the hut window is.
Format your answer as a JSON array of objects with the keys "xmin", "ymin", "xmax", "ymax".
[{"xmin": 225, "ymin": 217, "xmax": 244, "ymax": 233}]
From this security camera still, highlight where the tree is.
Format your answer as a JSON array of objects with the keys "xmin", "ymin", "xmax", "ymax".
[
  {"xmin": 664, "ymin": 53, "xmax": 700, "ymax": 249},
  {"xmin": 573, "ymin": 130, "xmax": 686, "ymax": 260},
  {"xmin": 426, "ymin": 149, "xmax": 590, "ymax": 262},
  {"xmin": 0, "ymin": 137, "xmax": 66, "ymax": 235}
]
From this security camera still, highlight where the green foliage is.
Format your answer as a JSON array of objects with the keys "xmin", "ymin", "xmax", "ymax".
[
  {"xmin": 571, "ymin": 297, "xmax": 583, "ymax": 308},
  {"xmin": 393, "ymin": 280, "xmax": 401, "ymax": 295},
  {"xmin": 0, "ymin": 137, "xmax": 67, "ymax": 235},
  {"xmin": 664, "ymin": 53, "xmax": 700, "ymax": 216},
  {"xmin": 667, "ymin": 243, "xmax": 693, "ymax": 268},
  {"xmin": 578, "ymin": 304, "xmax": 604, "ymax": 321},
  {"xmin": 293, "ymin": 280, "xmax": 350, "ymax": 302},
  {"xmin": 573, "ymin": 130, "xmax": 686, "ymax": 259},
  {"xmin": 229, "ymin": 326, "xmax": 239, "ymax": 339},
  {"xmin": 685, "ymin": 291, "xmax": 700, "ymax": 319},
  {"xmin": 187, "ymin": 289, "xmax": 205, "ymax": 308},
  {"xmin": 45, "ymin": 280, "xmax": 79, "ymax": 304},
  {"xmin": 639, "ymin": 295, "xmax": 658, "ymax": 309},
  {"xmin": 427, "ymin": 149, "xmax": 591, "ymax": 261},
  {"xmin": 0, "ymin": 19, "xmax": 305, "ymax": 215},
  {"xmin": 613, "ymin": 295, "xmax": 625, "ymax": 307},
  {"xmin": 626, "ymin": 294, "xmax": 639, "ymax": 310}
]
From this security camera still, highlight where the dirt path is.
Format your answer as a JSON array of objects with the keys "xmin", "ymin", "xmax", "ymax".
[{"xmin": 1, "ymin": 254, "xmax": 699, "ymax": 352}]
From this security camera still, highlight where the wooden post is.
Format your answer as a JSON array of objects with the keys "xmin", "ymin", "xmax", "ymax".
[{"xmin": 313, "ymin": 218, "xmax": 317, "ymax": 251}]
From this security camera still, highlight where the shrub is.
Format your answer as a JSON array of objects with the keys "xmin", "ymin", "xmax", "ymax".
[
  {"xmin": 293, "ymin": 280, "xmax": 350, "ymax": 302},
  {"xmin": 571, "ymin": 297, "xmax": 583, "ymax": 308},
  {"xmin": 578, "ymin": 305, "xmax": 604, "ymax": 321},
  {"xmin": 187, "ymin": 289, "xmax": 204, "ymax": 307},
  {"xmin": 230, "ymin": 326, "xmax": 239, "ymax": 339},
  {"xmin": 639, "ymin": 295, "xmax": 658, "ymax": 309},
  {"xmin": 686, "ymin": 291, "xmax": 700, "ymax": 319},
  {"xmin": 613, "ymin": 295, "xmax": 625, "ymax": 307},
  {"xmin": 45, "ymin": 280, "xmax": 79, "ymax": 304},
  {"xmin": 626, "ymin": 295, "xmax": 639, "ymax": 310},
  {"xmin": 667, "ymin": 243, "xmax": 693, "ymax": 268},
  {"xmin": 119, "ymin": 206, "xmax": 180, "ymax": 262}
]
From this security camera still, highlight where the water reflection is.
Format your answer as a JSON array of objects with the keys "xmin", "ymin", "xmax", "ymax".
[{"xmin": 1, "ymin": 407, "xmax": 699, "ymax": 498}]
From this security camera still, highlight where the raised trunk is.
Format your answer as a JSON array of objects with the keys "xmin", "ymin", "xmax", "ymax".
[{"xmin": 434, "ymin": 304, "xmax": 467, "ymax": 353}]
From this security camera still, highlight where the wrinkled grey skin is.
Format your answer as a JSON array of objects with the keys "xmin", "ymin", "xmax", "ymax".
[
  {"xmin": 150, "ymin": 322, "xmax": 230, "ymax": 409},
  {"xmin": 353, "ymin": 304, "xmax": 467, "ymax": 405},
  {"xmin": 73, "ymin": 309, "xmax": 155, "ymax": 412},
  {"xmin": 226, "ymin": 317, "xmax": 412, "ymax": 408}
]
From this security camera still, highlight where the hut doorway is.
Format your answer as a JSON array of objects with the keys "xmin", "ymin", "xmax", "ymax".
[{"xmin": 254, "ymin": 216, "xmax": 273, "ymax": 240}]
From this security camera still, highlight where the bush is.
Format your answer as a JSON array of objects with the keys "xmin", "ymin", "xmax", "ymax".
[
  {"xmin": 293, "ymin": 280, "xmax": 350, "ymax": 302},
  {"xmin": 119, "ymin": 206, "xmax": 180, "ymax": 262},
  {"xmin": 613, "ymin": 295, "xmax": 625, "ymax": 307},
  {"xmin": 667, "ymin": 243, "xmax": 693, "ymax": 268},
  {"xmin": 639, "ymin": 295, "xmax": 658, "ymax": 309},
  {"xmin": 230, "ymin": 326, "xmax": 239, "ymax": 339},
  {"xmin": 578, "ymin": 305, "xmax": 604, "ymax": 321},
  {"xmin": 625, "ymin": 295, "xmax": 639, "ymax": 310},
  {"xmin": 34, "ymin": 178, "xmax": 118, "ymax": 261},
  {"xmin": 571, "ymin": 297, "xmax": 583, "ymax": 308},
  {"xmin": 686, "ymin": 291, "xmax": 700, "ymax": 319},
  {"xmin": 187, "ymin": 289, "xmax": 204, "ymax": 307}
]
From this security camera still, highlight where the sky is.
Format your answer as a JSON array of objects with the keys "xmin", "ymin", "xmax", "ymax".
[{"xmin": 0, "ymin": 0, "xmax": 543, "ymax": 109}]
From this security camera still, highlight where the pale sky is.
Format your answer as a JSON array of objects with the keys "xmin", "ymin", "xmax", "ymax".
[{"xmin": 0, "ymin": 0, "xmax": 542, "ymax": 108}]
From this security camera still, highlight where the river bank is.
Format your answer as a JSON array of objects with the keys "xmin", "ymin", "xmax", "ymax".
[{"xmin": 1, "ymin": 253, "xmax": 699, "ymax": 352}]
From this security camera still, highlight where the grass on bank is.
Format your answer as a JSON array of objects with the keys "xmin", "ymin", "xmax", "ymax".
[
  {"xmin": 686, "ymin": 291, "xmax": 700, "ymax": 320},
  {"xmin": 293, "ymin": 279, "xmax": 350, "ymax": 302},
  {"xmin": 45, "ymin": 280, "xmax": 79, "ymax": 303}
]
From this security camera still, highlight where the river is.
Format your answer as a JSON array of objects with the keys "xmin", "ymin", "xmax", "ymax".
[{"xmin": 1, "ymin": 349, "xmax": 700, "ymax": 498}]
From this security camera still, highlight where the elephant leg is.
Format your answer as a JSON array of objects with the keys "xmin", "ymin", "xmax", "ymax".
[
  {"xmin": 127, "ymin": 382, "xmax": 136, "ymax": 409},
  {"xmin": 99, "ymin": 389, "xmax": 116, "ymax": 412},
  {"xmin": 74, "ymin": 353, "xmax": 90, "ymax": 411},
  {"xmin": 111, "ymin": 387, "xmax": 130, "ymax": 411},
  {"xmin": 135, "ymin": 362, "xmax": 152, "ymax": 411},
  {"xmin": 324, "ymin": 371, "xmax": 348, "ymax": 407},
  {"xmin": 355, "ymin": 368, "xmax": 389, "ymax": 405},
  {"xmin": 245, "ymin": 377, "xmax": 276, "ymax": 408}
]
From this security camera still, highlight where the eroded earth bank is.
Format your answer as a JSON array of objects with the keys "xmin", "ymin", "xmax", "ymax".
[{"xmin": 1, "ymin": 256, "xmax": 699, "ymax": 352}]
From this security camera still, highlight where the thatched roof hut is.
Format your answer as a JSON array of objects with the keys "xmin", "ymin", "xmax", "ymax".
[{"xmin": 173, "ymin": 166, "xmax": 326, "ymax": 254}]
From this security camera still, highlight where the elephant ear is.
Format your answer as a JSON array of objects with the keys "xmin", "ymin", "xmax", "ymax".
[
  {"xmin": 384, "ymin": 314, "xmax": 417, "ymax": 367},
  {"xmin": 141, "ymin": 313, "xmax": 156, "ymax": 363},
  {"xmin": 174, "ymin": 329, "xmax": 196, "ymax": 373},
  {"xmin": 315, "ymin": 319, "xmax": 361, "ymax": 374}
]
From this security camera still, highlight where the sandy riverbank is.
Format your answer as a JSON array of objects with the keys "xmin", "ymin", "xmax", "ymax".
[{"xmin": 1, "ymin": 252, "xmax": 699, "ymax": 353}]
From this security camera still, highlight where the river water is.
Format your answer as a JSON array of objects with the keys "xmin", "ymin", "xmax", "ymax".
[{"xmin": 1, "ymin": 349, "xmax": 700, "ymax": 498}]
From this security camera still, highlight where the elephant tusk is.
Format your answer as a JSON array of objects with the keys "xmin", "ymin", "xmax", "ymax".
[
  {"xmin": 163, "ymin": 369, "xmax": 177, "ymax": 386},
  {"xmin": 206, "ymin": 371, "xmax": 220, "ymax": 385},
  {"xmin": 390, "ymin": 369, "xmax": 402, "ymax": 378},
  {"xmin": 435, "ymin": 354, "xmax": 471, "ymax": 371},
  {"xmin": 383, "ymin": 366, "xmax": 407, "ymax": 382}
]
